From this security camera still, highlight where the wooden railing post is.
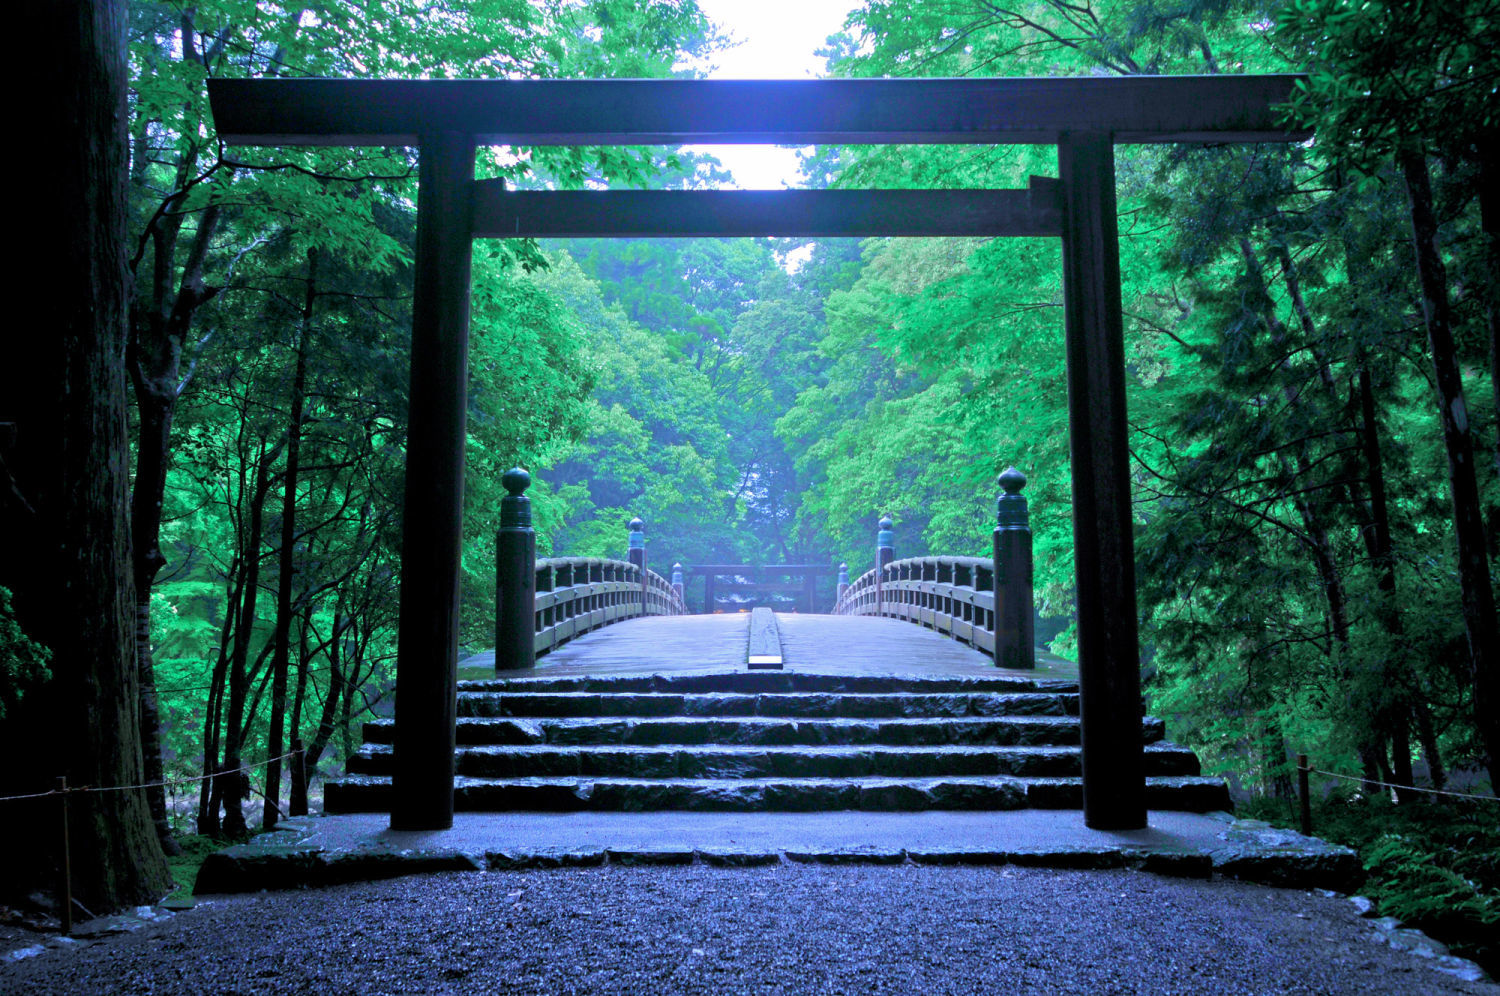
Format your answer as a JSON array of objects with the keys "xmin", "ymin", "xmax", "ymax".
[
  {"xmin": 875, "ymin": 515, "xmax": 894, "ymax": 616},
  {"xmin": 495, "ymin": 468, "xmax": 536, "ymax": 671},
  {"xmin": 672, "ymin": 562, "xmax": 685, "ymax": 605},
  {"xmin": 627, "ymin": 516, "xmax": 646, "ymax": 615},
  {"xmin": 836, "ymin": 562, "xmax": 849, "ymax": 604},
  {"xmin": 993, "ymin": 467, "xmax": 1036, "ymax": 669}
]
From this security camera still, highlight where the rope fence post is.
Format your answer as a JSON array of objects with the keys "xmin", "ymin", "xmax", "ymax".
[
  {"xmin": 56, "ymin": 776, "xmax": 71, "ymax": 936},
  {"xmin": 1298, "ymin": 754, "xmax": 1312, "ymax": 835}
]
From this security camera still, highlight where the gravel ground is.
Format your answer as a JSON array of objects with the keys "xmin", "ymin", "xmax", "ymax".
[{"xmin": 1, "ymin": 864, "xmax": 1493, "ymax": 995}]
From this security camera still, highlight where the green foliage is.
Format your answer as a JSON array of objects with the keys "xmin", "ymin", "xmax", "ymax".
[
  {"xmin": 125, "ymin": 0, "xmax": 720, "ymax": 827},
  {"xmin": 162, "ymin": 834, "xmax": 227, "ymax": 905},
  {"xmin": 0, "ymin": 587, "xmax": 50, "ymax": 722},
  {"xmin": 1276, "ymin": 0, "xmax": 1500, "ymax": 166},
  {"xmin": 1245, "ymin": 796, "xmax": 1500, "ymax": 971}
]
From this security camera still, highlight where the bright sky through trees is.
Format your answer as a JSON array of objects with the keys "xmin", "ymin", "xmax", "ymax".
[{"xmin": 683, "ymin": 0, "xmax": 857, "ymax": 188}]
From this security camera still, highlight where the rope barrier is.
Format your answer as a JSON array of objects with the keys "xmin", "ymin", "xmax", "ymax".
[
  {"xmin": 1306, "ymin": 766, "xmax": 1499, "ymax": 803},
  {"xmin": 0, "ymin": 750, "xmax": 302, "ymax": 805}
]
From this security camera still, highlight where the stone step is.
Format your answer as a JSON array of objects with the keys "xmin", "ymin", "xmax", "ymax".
[
  {"xmin": 459, "ymin": 673, "xmax": 1075, "ymax": 695},
  {"xmin": 457, "ymin": 691, "xmax": 1079, "ymax": 720},
  {"xmin": 360, "ymin": 715, "xmax": 1168, "ymax": 748},
  {"xmin": 346, "ymin": 741, "xmax": 1201, "ymax": 780},
  {"xmin": 323, "ymin": 773, "xmax": 1230, "ymax": 814}
]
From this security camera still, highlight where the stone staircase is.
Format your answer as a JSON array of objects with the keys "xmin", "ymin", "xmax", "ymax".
[{"xmin": 324, "ymin": 672, "xmax": 1229, "ymax": 813}]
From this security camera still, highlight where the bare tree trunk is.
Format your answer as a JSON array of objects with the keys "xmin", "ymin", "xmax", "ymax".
[
  {"xmin": 220, "ymin": 443, "xmax": 273, "ymax": 839},
  {"xmin": 1479, "ymin": 141, "xmax": 1500, "ymax": 485},
  {"xmin": 1355, "ymin": 362, "xmax": 1417, "ymax": 799},
  {"xmin": 288, "ymin": 602, "xmax": 315, "ymax": 817},
  {"xmin": 1412, "ymin": 696, "xmax": 1446, "ymax": 790},
  {"xmin": 264, "ymin": 249, "xmax": 316, "ymax": 829},
  {"xmin": 196, "ymin": 558, "xmax": 240, "ymax": 834},
  {"xmin": 1399, "ymin": 147, "xmax": 1500, "ymax": 784},
  {"xmin": 127, "ymin": 201, "xmax": 220, "ymax": 854}
]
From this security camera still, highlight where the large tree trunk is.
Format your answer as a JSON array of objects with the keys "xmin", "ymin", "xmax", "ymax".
[
  {"xmin": 1, "ymin": 0, "xmax": 172, "ymax": 909},
  {"xmin": 264, "ymin": 250, "xmax": 316, "ymax": 829},
  {"xmin": 1399, "ymin": 148, "xmax": 1500, "ymax": 783}
]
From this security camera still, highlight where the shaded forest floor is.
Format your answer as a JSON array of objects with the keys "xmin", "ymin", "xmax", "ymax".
[{"xmin": 1240, "ymin": 795, "xmax": 1500, "ymax": 972}]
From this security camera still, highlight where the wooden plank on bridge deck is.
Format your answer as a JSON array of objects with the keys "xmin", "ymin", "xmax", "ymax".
[
  {"xmin": 461, "ymin": 614, "xmax": 750, "ymax": 679},
  {"xmin": 776, "ymin": 614, "xmax": 1042, "ymax": 678},
  {"xmin": 747, "ymin": 607, "xmax": 783, "ymax": 669},
  {"xmin": 461, "ymin": 613, "xmax": 1077, "ymax": 681}
]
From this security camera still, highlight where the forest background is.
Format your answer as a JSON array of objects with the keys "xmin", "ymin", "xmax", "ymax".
[{"xmin": 3, "ymin": 0, "xmax": 1497, "ymax": 964}]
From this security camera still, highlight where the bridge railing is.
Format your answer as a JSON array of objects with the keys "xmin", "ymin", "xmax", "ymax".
[
  {"xmin": 533, "ymin": 556, "xmax": 685, "ymax": 656},
  {"xmin": 493, "ymin": 469, "xmax": 686, "ymax": 671},
  {"xmin": 831, "ymin": 467, "xmax": 1035, "ymax": 669}
]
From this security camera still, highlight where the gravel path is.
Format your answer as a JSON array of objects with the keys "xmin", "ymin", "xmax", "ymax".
[{"xmin": 2, "ymin": 865, "xmax": 1492, "ymax": 995}]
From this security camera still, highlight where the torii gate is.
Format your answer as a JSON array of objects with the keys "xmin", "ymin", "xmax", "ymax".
[{"xmin": 209, "ymin": 74, "xmax": 1307, "ymax": 833}]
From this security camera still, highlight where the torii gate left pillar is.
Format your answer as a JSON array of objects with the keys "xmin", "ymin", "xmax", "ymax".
[{"xmin": 389, "ymin": 132, "xmax": 475, "ymax": 829}]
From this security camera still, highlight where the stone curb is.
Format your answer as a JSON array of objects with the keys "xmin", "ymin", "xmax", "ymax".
[{"xmin": 192, "ymin": 814, "xmax": 1360, "ymax": 895}]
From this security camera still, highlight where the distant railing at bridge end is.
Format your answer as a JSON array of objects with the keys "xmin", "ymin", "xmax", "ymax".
[
  {"xmin": 833, "ymin": 467, "xmax": 1035, "ymax": 669},
  {"xmin": 493, "ymin": 468, "xmax": 685, "ymax": 671}
]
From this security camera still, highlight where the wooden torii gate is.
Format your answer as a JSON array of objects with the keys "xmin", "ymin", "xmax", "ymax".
[{"xmin": 208, "ymin": 74, "xmax": 1307, "ymax": 833}]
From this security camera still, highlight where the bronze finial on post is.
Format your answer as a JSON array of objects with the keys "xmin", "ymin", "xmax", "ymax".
[
  {"xmin": 495, "ymin": 467, "xmax": 536, "ymax": 671},
  {"xmin": 875, "ymin": 515, "xmax": 894, "ymax": 616},
  {"xmin": 627, "ymin": 516, "xmax": 646, "ymax": 570},
  {"xmin": 672, "ymin": 562, "xmax": 685, "ymax": 604},
  {"xmin": 992, "ymin": 467, "xmax": 1035, "ymax": 669},
  {"xmin": 836, "ymin": 562, "xmax": 849, "ymax": 603}
]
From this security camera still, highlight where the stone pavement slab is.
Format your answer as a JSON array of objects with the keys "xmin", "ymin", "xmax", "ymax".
[{"xmin": 195, "ymin": 809, "xmax": 1358, "ymax": 894}]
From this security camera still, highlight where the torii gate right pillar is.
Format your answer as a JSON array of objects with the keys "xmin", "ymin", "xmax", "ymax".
[{"xmin": 1058, "ymin": 132, "xmax": 1146, "ymax": 830}]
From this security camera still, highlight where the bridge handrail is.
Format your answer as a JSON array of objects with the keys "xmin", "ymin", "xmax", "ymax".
[
  {"xmin": 829, "ymin": 468, "xmax": 1035, "ymax": 669},
  {"xmin": 532, "ymin": 556, "xmax": 686, "ymax": 657},
  {"xmin": 832, "ymin": 556, "xmax": 1000, "ymax": 653}
]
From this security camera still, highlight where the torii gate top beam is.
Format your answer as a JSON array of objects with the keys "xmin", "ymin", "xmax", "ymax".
[{"xmin": 207, "ymin": 75, "xmax": 1308, "ymax": 147}]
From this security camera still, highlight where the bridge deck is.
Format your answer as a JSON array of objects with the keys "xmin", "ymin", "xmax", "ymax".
[{"xmin": 461, "ymin": 613, "xmax": 1078, "ymax": 682}]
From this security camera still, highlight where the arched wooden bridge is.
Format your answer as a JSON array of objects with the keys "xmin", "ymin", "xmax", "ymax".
[{"xmin": 324, "ymin": 469, "xmax": 1230, "ymax": 822}]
